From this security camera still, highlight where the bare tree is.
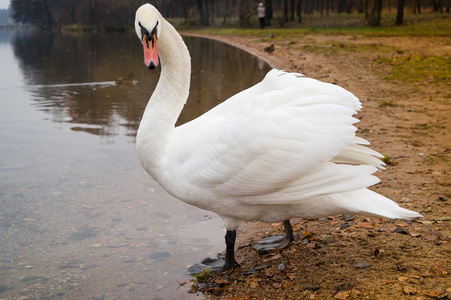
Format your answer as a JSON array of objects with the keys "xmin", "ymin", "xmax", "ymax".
[
  {"xmin": 283, "ymin": 0, "xmax": 288, "ymax": 22},
  {"xmin": 413, "ymin": 0, "xmax": 422, "ymax": 13},
  {"xmin": 222, "ymin": 0, "xmax": 230, "ymax": 25},
  {"xmin": 296, "ymin": 0, "xmax": 303, "ymax": 22},
  {"xmin": 197, "ymin": 0, "xmax": 208, "ymax": 25},
  {"xmin": 366, "ymin": 0, "xmax": 382, "ymax": 26},
  {"xmin": 395, "ymin": 0, "xmax": 404, "ymax": 25},
  {"xmin": 290, "ymin": 0, "xmax": 295, "ymax": 20}
]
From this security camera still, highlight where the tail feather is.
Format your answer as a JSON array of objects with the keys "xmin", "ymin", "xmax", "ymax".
[
  {"xmin": 337, "ymin": 189, "xmax": 422, "ymax": 220},
  {"xmin": 303, "ymin": 188, "xmax": 422, "ymax": 220}
]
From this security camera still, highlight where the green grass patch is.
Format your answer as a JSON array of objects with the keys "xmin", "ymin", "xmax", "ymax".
[
  {"xmin": 192, "ymin": 268, "xmax": 211, "ymax": 283},
  {"xmin": 379, "ymin": 101, "xmax": 397, "ymax": 107},
  {"xmin": 375, "ymin": 55, "xmax": 451, "ymax": 86},
  {"xmin": 177, "ymin": 12, "xmax": 451, "ymax": 38}
]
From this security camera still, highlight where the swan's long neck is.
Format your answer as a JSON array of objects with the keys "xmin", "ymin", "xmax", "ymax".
[{"xmin": 136, "ymin": 19, "xmax": 191, "ymax": 175}]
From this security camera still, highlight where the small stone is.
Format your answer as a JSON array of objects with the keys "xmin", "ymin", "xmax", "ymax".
[
  {"xmin": 339, "ymin": 223, "xmax": 351, "ymax": 230},
  {"xmin": 24, "ymin": 265, "xmax": 34, "ymax": 269},
  {"xmin": 320, "ymin": 235, "xmax": 335, "ymax": 244},
  {"xmin": 341, "ymin": 214, "xmax": 356, "ymax": 222},
  {"xmin": 354, "ymin": 262, "xmax": 371, "ymax": 269},
  {"xmin": 400, "ymin": 198, "xmax": 413, "ymax": 203},
  {"xmin": 21, "ymin": 276, "xmax": 41, "ymax": 282},
  {"xmin": 149, "ymin": 251, "xmax": 170, "ymax": 261},
  {"xmin": 394, "ymin": 227, "xmax": 409, "ymax": 234}
]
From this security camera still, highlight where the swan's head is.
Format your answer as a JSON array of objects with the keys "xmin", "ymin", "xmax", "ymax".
[{"xmin": 135, "ymin": 4, "xmax": 162, "ymax": 70}]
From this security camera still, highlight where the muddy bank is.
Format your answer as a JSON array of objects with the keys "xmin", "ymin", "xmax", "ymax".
[{"xmin": 182, "ymin": 31, "xmax": 451, "ymax": 299}]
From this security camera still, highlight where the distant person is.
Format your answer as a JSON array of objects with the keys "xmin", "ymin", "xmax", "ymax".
[{"xmin": 257, "ymin": 3, "xmax": 266, "ymax": 29}]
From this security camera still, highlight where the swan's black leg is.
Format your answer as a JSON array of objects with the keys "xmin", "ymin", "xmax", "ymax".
[
  {"xmin": 252, "ymin": 219, "xmax": 295, "ymax": 252},
  {"xmin": 223, "ymin": 230, "xmax": 240, "ymax": 271},
  {"xmin": 185, "ymin": 230, "xmax": 240, "ymax": 275},
  {"xmin": 277, "ymin": 219, "xmax": 295, "ymax": 249}
]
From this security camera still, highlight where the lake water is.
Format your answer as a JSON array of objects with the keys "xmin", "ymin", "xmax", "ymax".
[{"xmin": 0, "ymin": 29, "xmax": 271, "ymax": 299}]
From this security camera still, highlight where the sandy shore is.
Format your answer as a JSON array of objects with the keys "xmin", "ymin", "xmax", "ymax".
[{"xmin": 181, "ymin": 31, "xmax": 451, "ymax": 299}]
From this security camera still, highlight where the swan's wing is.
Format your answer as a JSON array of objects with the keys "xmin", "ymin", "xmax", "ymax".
[{"xmin": 170, "ymin": 70, "xmax": 380, "ymax": 203}]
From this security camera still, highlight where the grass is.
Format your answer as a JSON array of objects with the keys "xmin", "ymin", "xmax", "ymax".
[
  {"xmin": 379, "ymin": 101, "xmax": 397, "ymax": 108},
  {"xmin": 193, "ymin": 268, "xmax": 211, "ymax": 283},
  {"xmin": 177, "ymin": 12, "xmax": 451, "ymax": 37},
  {"xmin": 375, "ymin": 55, "xmax": 451, "ymax": 86},
  {"xmin": 176, "ymin": 12, "xmax": 450, "ymax": 97}
]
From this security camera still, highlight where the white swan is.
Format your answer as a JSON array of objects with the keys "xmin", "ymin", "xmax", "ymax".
[{"xmin": 134, "ymin": 4, "xmax": 421, "ymax": 271}]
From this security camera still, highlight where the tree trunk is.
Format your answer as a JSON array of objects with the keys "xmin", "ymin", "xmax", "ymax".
[
  {"xmin": 42, "ymin": 0, "xmax": 54, "ymax": 29},
  {"xmin": 395, "ymin": 0, "xmax": 404, "ymax": 25},
  {"xmin": 347, "ymin": 0, "xmax": 354, "ymax": 13},
  {"xmin": 367, "ymin": 0, "xmax": 382, "ymax": 26},
  {"xmin": 283, "ymin": 0, "xmax": 289, "ymax": 22},
  {"xmin": 290, "ymin": 0, "xmax": 295, "ymax": 20},
  {"xmin": 296, "ymin": 0, "xmax": 302, "ymax": 23},
  {"xmin": 197, "ymin": 0, "xmax": 208, "ymax": 25},
  {"xmin": 413, "ymin": 0, "xmax": 421, "ymax": 14},
  {"xmin": 266, "ymin": 0, "xmax": 273, "ymax": 25},
  {"xmin": 364, "ymin": 0, "xmax": 368, "ymax": 19},
  {"xmin": 338, "ymin": 0, "xmax": 345, "ymax": 13},
  {"xmin": 358, "ymin": 0, "xmax": 364, "ymax": 13},
  {"xmin": 238, "ymin": 0, "xmax": 251, "ymax": 27},
  {"xmin": 222, "ymin": 0, "xmax": 229, "ymax": 25}
]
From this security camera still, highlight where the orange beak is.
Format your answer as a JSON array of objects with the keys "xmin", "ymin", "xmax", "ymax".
[{"xmin": 143, "ymin": 33, "xmax": 159, "ymax": 69}]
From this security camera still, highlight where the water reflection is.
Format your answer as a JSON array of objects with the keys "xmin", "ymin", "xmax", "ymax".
[
  {"xmin": 11, "ymin": 31, "xmax": 270, "ymax": 137},
  {"xmin": 0, "ymin": 29, "xmax": 271, "ymax": 299}
]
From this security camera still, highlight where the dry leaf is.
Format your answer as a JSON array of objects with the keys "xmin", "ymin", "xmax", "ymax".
[
  {"xmin": 334, "ymin": 290, "xmax": 350, "ymax": 299},
  {"xmin": 426, "ymin": 290, "xmax": 442, "ymax": 298},
  {"xmin": 404, "ymin": 286, "xmax": 417, "ymax": 295},
  {"xmin": 357, "ymin": 222, "xmax": 376, "ymax": 229}
]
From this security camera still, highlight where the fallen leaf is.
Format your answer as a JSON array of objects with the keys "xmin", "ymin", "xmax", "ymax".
[
  {"xmin": 404, "ymin": 286, "xmax": 417, "ymax": 295},
  {"xmin": 426, "ymin": 290, "xmax": 442, "ymax": 298},
  {"xmin": 334, "ymin": 290, "xmax": 350, "ymax": 299},
  {"xmin": 302, "ymin": 231, "xmax": 312, "ymax": 239},
  {"xmin": 356, "ymin": 222, "xmax": 376, "ymax": 229}
]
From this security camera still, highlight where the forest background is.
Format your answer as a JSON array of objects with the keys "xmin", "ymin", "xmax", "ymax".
[{"xmin": 6, "ymin": 0, "xmax": 451, "ymax": 31}]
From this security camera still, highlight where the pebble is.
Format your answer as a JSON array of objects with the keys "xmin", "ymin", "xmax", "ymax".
[
  {"xmin": 319, "ymin": 235, "xmax": 335, "ymax": 244},
  {"xmin": 21, "ymin": 276, "xmax": 41, "ymax": 282},
  {"xmin": 278, "ymin": 263, "xmax": 285, "ymax": 271},
  {"xmin": 354, "ymin": 262, "xmax": 371, "ymax": 269},
  {"xmin": 394, "ymin": 227, "xmax": 409, "ymax": 235},
  {"xmin": 341, "ymin": 214, "xmax": 356, "ymax": 222}
]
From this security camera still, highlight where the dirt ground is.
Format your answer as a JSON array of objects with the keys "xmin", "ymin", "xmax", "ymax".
[{"xmin": 183, "ymin": 32, "xmax": 451, "ymax": 299}]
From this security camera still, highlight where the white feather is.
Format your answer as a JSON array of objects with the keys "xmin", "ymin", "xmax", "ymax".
[{"xmin": 134, "ymin": 4, "xmax": 422, "ymax": 231}]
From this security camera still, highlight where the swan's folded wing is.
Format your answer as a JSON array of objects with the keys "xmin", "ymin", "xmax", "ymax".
[{"xmin": 170, "ymin": 70, "xmax": 376, "ymax": 202}]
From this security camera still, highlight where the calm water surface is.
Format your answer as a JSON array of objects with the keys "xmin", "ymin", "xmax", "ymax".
[{"xmin": 0, "ymin": 30, "xmax": 271, "ymax": 298}]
